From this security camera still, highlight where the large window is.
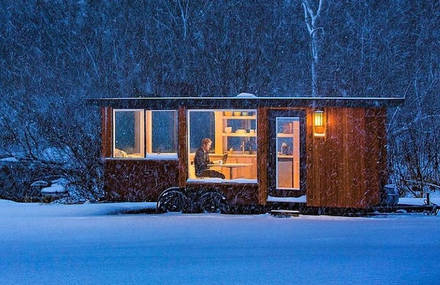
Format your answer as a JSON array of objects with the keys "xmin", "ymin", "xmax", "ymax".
[
  {"xmin": 113, "ymin": 109, "xmax": 177, "ymax": 159},
  {"xmin": 187, "ymin": 109, "xmax": 257, "ymax": 182}
]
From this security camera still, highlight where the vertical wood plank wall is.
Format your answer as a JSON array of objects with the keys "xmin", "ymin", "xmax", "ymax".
[
  {"xmin": 257, "ymin": 107, "xmax": 268, "ymax": 205},
  {"xmin": 101, "ymin": 107, "xmax": 113, "ymax": 158},
  {"xmin": 178, "ymin": 106, "xmax": 188, "ymax": 187},
  {"xmin": 306, "ymin": 107, "xmax": 387, "ymax": 208}
]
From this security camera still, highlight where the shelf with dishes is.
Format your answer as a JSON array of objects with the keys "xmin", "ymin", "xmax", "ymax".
[
  {"xmin": 223, "ymin": 124, "xmax": 256, "ymax": 137},
  {"xmin": 215, "ymin": 110, "xmax": 257, "ymax": 155}
]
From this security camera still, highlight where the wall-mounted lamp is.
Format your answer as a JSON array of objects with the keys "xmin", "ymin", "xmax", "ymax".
[{"xmin": 313, "ymin": 110, "xmax": 326, "ymax": 137}]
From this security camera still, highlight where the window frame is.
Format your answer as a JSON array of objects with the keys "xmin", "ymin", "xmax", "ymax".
[
  {"xmin": 186, "ymin": 108, "xmax": 258, "ymax": 182},
  {"xmin": 267, "ymin": 109, "xmax": 306, "ymax": 195},
  {"xmin": 275, "ymin": 116, "xmax": 301, "ymax": 190},
  {"xmin": 112, "ymin": 109, "xmax": 178, "ymax": 160},
  {"xmin": 145, "ymin": 109, "xmax": 178, "ymax": 160},
  {"xmin": 112, "ymin": 109, "xmax": 145, "ymax": 159}
]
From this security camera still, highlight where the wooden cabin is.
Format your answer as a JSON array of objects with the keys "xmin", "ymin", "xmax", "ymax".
[{"xmin": 88, "ymin": 96, "xmax": 403, "ymax": 209}]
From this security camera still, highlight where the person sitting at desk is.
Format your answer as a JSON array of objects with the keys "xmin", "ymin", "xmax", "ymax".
[{"xmin": 194, "ymin": 138, "xmax": 225, "ymax": 179}]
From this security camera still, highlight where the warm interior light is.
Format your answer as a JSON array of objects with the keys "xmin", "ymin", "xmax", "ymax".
[
  {"xmin": 313, "ymin": 110, "xmax": 325, "ymax": 137},
  {"xmin": 314, "ymin": 110, "xmax": 323, "ymax": 127}
]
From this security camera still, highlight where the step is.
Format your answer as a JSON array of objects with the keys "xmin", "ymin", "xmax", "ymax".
[
  {"xmin": 270, "ymin": 209, "xmax": 300, "ymax": 217},
  {"xmin": 267, "ymin": 195, "xmax": 306, "ymax": 203}
]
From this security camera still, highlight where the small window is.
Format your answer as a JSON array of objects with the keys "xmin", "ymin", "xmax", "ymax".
[{"xmin": 113, "ymin": 110, "xmax": 145, "ymax": 158}]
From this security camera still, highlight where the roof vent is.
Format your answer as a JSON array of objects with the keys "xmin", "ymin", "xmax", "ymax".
[{"xmin": 236, "ymin": 93, "xmax": 257, "ymax": 98}]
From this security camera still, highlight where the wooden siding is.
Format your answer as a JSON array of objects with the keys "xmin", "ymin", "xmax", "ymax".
[
  {"xmin": 178, "ymin": 106, "xmax": 188, "ymax": 187},
  {"xmin": 104, "ymin": 159, "xmax": 179, "ymax": 201},
  {"xmin": 306, "ymin": 107, "xmax": 387, "ymax": 208},
  {"xmin": 257, "ymin": 107, "xmax": 268, "ymax": 205},
  {"xmin": 101, "ymin": 107, "xmax": 112, "ymax": 158}
]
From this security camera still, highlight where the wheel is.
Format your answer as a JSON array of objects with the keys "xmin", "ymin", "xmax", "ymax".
[
  {"xmin": 198, "ymin": 191, "xmax": 229, "ymax": 214},
  {"xmin": 157, "ymin": 187, "xmax": 189, "ymax": 213}
]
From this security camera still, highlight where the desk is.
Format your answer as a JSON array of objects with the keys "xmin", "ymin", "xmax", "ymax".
[{"xmin": 209, "ymin": 163, "xmax": 253, "ymax": 179}]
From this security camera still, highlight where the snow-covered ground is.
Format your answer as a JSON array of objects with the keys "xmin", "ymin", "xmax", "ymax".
[{"xmin": 0, "ymin": 200, "xmax": 439, "ymax": 285}]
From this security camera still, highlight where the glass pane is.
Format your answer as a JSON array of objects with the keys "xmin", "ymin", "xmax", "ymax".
[
  {"xmin": 189, "ymin": 111, "xmax": 215, "ymax": 153},
  {"xmin": 276, "ymin": 117, "xmax": 300, "ymax": 189},
  {"xmin": 224, "ymin": 112, "xmax": 257, "ymax": 153},
  {"xmin": 151, "ymin": 111, "xmax": 177, "ymax": 153},
  {"xmin": 114, "ymin": 110, "xmax": 144, "ymax": 158}
]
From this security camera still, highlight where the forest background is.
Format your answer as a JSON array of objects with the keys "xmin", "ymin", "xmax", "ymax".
[{"xmin": 0, "ymin": 0, "xmax": 438, "ymax": 201}]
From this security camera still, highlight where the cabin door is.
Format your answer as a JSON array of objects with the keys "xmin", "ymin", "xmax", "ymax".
[{"xmin": 268, "ymin": 110, "xmax": 306, "ymax": 197}]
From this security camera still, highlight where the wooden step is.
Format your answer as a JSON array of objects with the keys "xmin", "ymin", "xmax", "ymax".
[{"xmin": 270, "ymin": 209, "xmax": 300, "ymax": 217}]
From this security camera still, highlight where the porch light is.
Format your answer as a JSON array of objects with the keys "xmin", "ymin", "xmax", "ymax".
[{"xmin": 313, "ymin": 110, "xmax": 325, "ymax": 137}]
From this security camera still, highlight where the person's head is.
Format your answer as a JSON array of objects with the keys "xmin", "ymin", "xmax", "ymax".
[{"xmin": 201, "ymin": 138, "xmax": 212, "ymax": 151}]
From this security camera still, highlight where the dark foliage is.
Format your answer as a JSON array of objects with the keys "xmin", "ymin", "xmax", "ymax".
[{"xmin": 0, "ymin": 0, "xmax": 438, "ymax": 200}]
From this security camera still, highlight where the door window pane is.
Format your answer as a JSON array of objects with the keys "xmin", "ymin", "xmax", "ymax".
[{"xmin": 276, "ymin": 117, "xmax": 300, "ymax": 189}]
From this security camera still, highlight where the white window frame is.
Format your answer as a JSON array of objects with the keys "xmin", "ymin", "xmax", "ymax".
[
  {"xmin": 111, "ymin": 109, "xmax": 178, "ymax": 160},
  {"xmin": 145, "ymin": 110, "xmax": 178, "ymax": 160},
  {"xmin": 112, "ymin": 109, "xmax": 145, "ymax": 159}
]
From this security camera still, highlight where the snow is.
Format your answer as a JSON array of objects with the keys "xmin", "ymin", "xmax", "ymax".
[
  {"xmin": 399, "ymin": 197, "xmax": 440, "ymax": 206},
  {"xmin": 30, "ymin": 180, "xmax": 49, "ymax": 187},
  {"xmin": 0, "ymin": 200, "xmax": 156, "ymax": 218},
  {"xmin": 236, "ymin": 92, "xmax": 257, "ymax": 98},
  {"xmin": 106, "ymin": 153, "xmax": 179, "ymax": 161},
  {"xmin": 0, "ymin": 199, "xmax": 439, "ymax": 284},
  {"xmin": 41, "ymin": 184, "xmax": 65, "ymax": 193},
  {"xmin": 187, "ymin": 178, "xmax": 257, "ymax": 183},
  {"xmin": 0, "ymin": 157, "xmax": 19, "ymax": 162},
  {"xmin": 40, "ymin": 178, "xmax": 70, "ymax": 193},
  {"xmin": 145, "ymin": 153, "xmax": 178, "ymax": 160},
  {"xmin": 41, "ymin": 147, "xmax": 73, "ymax": 163},
  {"xmin": 267, "ymin": 195, "xmax": 306, "ymax": 203}
]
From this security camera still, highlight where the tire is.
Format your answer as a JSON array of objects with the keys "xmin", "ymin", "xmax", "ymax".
[
  {"xmin": 157, "ymin": 187, "xmax": 189, "ymax": 213},
  {"xmin": 198, "ymin": 191, "xmax": 229, "ymax": 214}
]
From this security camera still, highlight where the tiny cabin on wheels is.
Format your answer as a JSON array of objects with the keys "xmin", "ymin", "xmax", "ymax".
[{"xmin": 88, "ymin": 96, "xmax": 403, "ymax": 210}]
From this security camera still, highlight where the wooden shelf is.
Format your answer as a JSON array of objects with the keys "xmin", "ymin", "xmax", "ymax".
[
  {"xmin": 277, "ymin": 133, "xmax": 294, "ymax": 138},
  {"xmin": 223, "ymin": 133, "xmax": 256, "ymax": 137},
  {"xmin": 223, "ymin": 116, "xmax": 256, "ymax": 120},
  {"xmin": 220, "ymin": 113, "xmax": 257, "ymax": 155},
  {"xmin": 277, "ymin": 154, "xmax": 294, "ymax": 159}
]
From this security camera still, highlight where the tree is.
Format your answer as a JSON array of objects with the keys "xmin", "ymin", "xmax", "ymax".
[{"xmin": 301, "ymin": 0, "xmax": 325, "ymax": 97}]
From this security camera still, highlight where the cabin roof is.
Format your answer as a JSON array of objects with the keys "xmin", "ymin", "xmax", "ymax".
[{"xmin": 87, "ymin": 96, "xmax": 404, "ymax": 109}]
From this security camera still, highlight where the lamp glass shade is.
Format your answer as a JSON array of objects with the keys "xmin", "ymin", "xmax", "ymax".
[{"xmin": 314, "ymin": 111, "xmax": 323, "ymax": 127}]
